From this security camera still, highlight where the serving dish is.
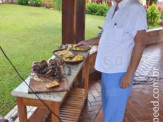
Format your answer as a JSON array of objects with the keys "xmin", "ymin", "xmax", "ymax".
[{"xmin": 53, "ymin": 49, "xmax": 85, "ymax": 64}]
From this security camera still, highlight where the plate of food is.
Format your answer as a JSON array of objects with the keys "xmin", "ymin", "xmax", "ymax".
[{"xmin": 53, "ymin": 49, "xmax": 85, "ymax": 64}]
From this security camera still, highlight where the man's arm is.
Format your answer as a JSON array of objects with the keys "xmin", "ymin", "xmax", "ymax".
[
  {"xmin": 76, "ymin": 36, "xmax": 101, "ymax": 48},
  {"xmin": 88, "ymin": 36, "xmax": 101, "ymax": 45},
  {"xmin": 120, "ymin": 30, "xmax": 146, "ymax": 88},
  {"xmin": 77, "ymin": 27, "xmax": 103, "ymax": 48}
]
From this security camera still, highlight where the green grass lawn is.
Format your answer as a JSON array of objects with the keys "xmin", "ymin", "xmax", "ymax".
[{"xmin": 0, "ymin": 4, "xmax": 105, "ymax": 116}]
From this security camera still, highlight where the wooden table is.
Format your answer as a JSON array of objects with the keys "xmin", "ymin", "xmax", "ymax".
[{"xmin": 11, "ymin": 51, "xmax": 89, "ymax": 122}]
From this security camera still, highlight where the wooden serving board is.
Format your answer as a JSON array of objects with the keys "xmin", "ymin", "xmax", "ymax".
[{"xmin": 28, "ymin": 66, "xmax": 70, "ymax": 94}]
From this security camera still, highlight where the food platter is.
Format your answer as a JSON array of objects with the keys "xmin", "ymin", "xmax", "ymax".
[
  {"xmin": 71, "ymin": 47, "xmax": 91, "ymax": 52},
  {"xmin": 71, "ymin": 44, "xmax": 91, "ymax": 52},
  {"xmin": 58, "ymin": 44, "xmax": 91, "ymax": 52},
  {"xmin": 53, "ymin": 49, "xmax": 86, "ymax": 64},
  {"xmin": 28, "ymin": 59, "xmax": 70, "ymax": 94}
]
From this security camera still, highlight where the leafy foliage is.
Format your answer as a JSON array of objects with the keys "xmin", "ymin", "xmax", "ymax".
[
  {"xmin": 28, "ymin": 0, "xmax": 42, "ymax": 6},
  {"xmin": 151, "ymin": 0, "xmax": 158, "ymax": 2},
  {"xmin": 96, "ymin": 3, "xmax": 109, "ymax": 16},
  {"xmin": 53, "ymin": 0, "xmax": 62, "ymax": 10},
  {"xmin": 18, "ymin": 0, "xmax": 28, "ymax": 5},
  {"xmin": 161, "ymin": 9, "xmax": 163, "ymax": 20},
  {"xmin": 86, "ymin": 3, "xmax": 99, "ymax": 15},
  {"xmin": 86, "ymin": 3, "xmax": 110, "ymax": 16},
  {"xmin": 18, "ymin": 0, "xmax": 42, "ymax": 6},
  {"xmin": 34, "ymin": 0, "xmax": 42, "ymax": 6},
  {"xmin": 147, "ymin": 4, "xmax": 160, "ymax": 26}
]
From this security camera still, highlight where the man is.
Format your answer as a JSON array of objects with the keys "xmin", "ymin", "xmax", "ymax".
[{"xmin": 77, "ymin": 0, "xmax": 147, "ymax": 121}]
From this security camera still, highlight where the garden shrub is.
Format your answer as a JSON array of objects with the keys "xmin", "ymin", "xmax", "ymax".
[
  {"xmin": 86, "ymin": 3, "xmax": 110, "ymax": 16},
  {"xmin": 161, "ymin": 9, "xmax": 163, "ymax": 20},
  {"xmin": 96, "ymin": 3, "xmax": 109, "ymax": 16},
  {"xmin": 86, "ymin": 3, "xmax": 99, "ymax": 15},
  {"xmin": 18, "ymin": 0, "xmax": 42, "ymax": 6},
  {"xmin": 18, "ymin": 0, "xmax": 28, "ymax": 5},
  {"xmin": 151, "ymin": 0, "xmax": 158, "ymax": 2},
  {"xmin": 33, "ymin": 0, "xmax": 42, "ymax": 6},
  {"xmin": 53, "ymin": 0, "xmax": 62, "ymax": 10},
  {"xmin": 147, "ymin": 4, "xmax": 160, "ymax": 26}
]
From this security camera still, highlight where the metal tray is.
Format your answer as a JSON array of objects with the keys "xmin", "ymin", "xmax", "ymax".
[
  {"xmin": 53, "ymin": 49, "xmax": 85, "ymax": 64},
  {"xmin": 71, "ymin": 47, "xmax": 91, "ymax": 52}
]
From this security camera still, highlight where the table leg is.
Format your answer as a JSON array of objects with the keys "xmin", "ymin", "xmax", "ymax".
[
  {"xmin": 51, "ymin": 102, "xmax": 60, "ymax": 122},
  {"xmin": 83, "ymin": 56, "xmax": 89, "ymax": 98},
  {"xmin": 17, "ymin": 97, "xmax": 27, "ymax": 122}
]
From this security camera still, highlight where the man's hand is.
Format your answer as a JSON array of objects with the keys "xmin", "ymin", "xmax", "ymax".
[
  {"xmin": 120, "ymin": 73, "xmax": 133, "ymax": 88},
  {"xmin": 77, "ymin": 40, "xmax": 90, "ymax": 49},
  {"xmin": 77, "ymin": 37, "xmax": 100, "ymax": 47}
]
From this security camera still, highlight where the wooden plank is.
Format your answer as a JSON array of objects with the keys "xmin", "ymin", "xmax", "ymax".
[
  {"xmin": 23, "ymin": 98, "xmax": 52, "ymax": 108},
  {"xmin": 75, "ymin": 0, "xmax": 86, "ymax": 43},
  {"xmin": 61, "ymin": 108, "xmax": 81, "ymax": 112},
  {"xmin": 60, "ymin": 88, "xmax": 87, "ymax": 122},
  {"xmin": 83, "ymin": 56, "xmax": 89, "ymax": 92},
  {"xmin": 28, "ymin": 108, "xmax": 50, "ymax": 122},
  {"xmin": 62, "ymin": 0, "xmax": 76, "ymax": 44},
  {"xmin": 51, "ymin": 102, "xmax": 60, "ymax": 122}
]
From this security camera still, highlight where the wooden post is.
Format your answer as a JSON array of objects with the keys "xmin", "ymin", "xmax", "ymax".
[
  {"xmin": 75, "ymin": 0, "xmax": 86, "ymax": 86},
  {"xmin": 62, "ymin": 0, "xmax": 76, "ymax": 44},
  {"xmin": 83, "ymin": 55, "xmax": 89, "ymax": 92},
  {"xmin": 17, "ymin": 97, "xmax": 27, "ymax": 122},
  {"xmin": 51, "ymin": 102, "xmax": 60, "ymax": 122},
  {"xmin": 62, "ymin": 0, "xmax": 86, "ymax": 44},
  {"xmin": 75, "ymin": 0, "xmax": 86, "ymax": 43},
  {"xmin": 82, "ymin": 55, "xmax": 89, "ymax": 102}
]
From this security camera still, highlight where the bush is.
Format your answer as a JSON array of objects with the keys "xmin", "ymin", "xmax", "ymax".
[
  {"xmin": 161, "ymin": 9, "xmax": 163, "ymax": 20},
  {"xmin": 18, "ymin": 0, "xmax": 28, "ymax": 5},
  {"xmin": 86, "ymin": 3, "xmax": 110, "ymax": 16},
  {"xmin": 53, "ymin": 0, "xmax": 62, "ymax": 10},
  {"xmin": 86, "ymin": 3, "xmax": 99, "ymax": 15},
  {"xmin": 19, "ymin": 0, "xmax": 42, "ymax": 6},
  {"xmin": 33, "ymin": 0, "xmax": 42, "ymax": 6},
  {"xmin": 96, "ymin": 3, "xmax": 109, "ymax": 16},
  {"xmin": 147, "ymin": 4, "xmax": 160, "ymax": 26}
]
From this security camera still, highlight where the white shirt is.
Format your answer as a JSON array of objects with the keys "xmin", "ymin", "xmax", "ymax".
[{"xmin": 94, "ymin": 0, "xmax": 147, "ymax": 73}]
